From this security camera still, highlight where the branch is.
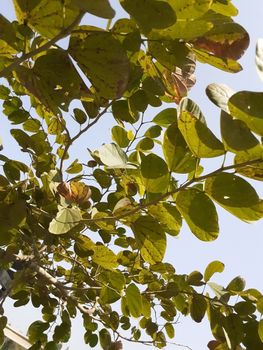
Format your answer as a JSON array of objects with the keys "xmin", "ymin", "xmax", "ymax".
[
  {"xmin": 0, "ymin": 12, "xmax": 84, "ymax": 78},
  {"xmin": 84, "ymin": 158, "xmax": 263, "ymax": 224},
  {"xmin": 30, "ymin": 262, "xmax": 97, "ymax": 315},
  {"xmin": 59, "ymin": 101, "xmax": 113, "ymax": 177}
]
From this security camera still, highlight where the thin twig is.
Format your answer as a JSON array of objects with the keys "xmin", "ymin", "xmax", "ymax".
[{"xmin": 59, "ymin": 101, "xmax": 113, "ymax": 177}]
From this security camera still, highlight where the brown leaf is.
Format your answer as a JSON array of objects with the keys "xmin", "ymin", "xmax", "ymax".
[
  {"xmin": 192, "ymin": 32, "xmax": 250, "ymax": 60},
  {"xmin": 57, "ymin": 181, "xmax": 92, "ymax": 204}
]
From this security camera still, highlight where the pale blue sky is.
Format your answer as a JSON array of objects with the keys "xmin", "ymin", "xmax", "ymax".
[{"xmin": 1, "ymin": 1, "xmax": 263, "ymax": 350}]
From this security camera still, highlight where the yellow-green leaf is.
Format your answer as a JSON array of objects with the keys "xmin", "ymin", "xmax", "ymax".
[
  {"xmin": 69, "ymin": 26, "xmax": 130, "ymax": 99},
  {"xmin": 176, "ymin": 188, "xmax": 219, "ymax": 241},
  {"xmin": 131, "ymin": 216, "xmax": 166, "ymax": 265},
  {"xmin": 205, "ymin": 173, "xmax": 263, "ymax": 221},
  {"xmin": 228, "ymin": 91, "xmax": 263, "ymax": 136}
]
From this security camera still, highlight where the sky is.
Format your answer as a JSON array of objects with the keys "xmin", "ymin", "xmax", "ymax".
[{"xmin": 1, "ymin": 1, "xmax": 263, "ymax": 350}]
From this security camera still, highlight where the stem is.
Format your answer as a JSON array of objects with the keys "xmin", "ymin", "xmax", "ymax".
[
  {"xmin": 84, "ymin": 158, "xmax": 263, "ymax": 224},
  {"xmin": 59, "ymin": 101, "xmax": 113, "ymax": 178}
]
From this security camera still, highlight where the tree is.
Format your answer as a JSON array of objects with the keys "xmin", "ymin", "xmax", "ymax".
[{"xmin": 0, "ymin": 0, "xmax": 262, "ymax": 349}]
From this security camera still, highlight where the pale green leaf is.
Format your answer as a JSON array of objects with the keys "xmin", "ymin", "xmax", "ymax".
[
  {"xmin": 95, "ymin": 143, "xmax": 136, "ymax": 169},
  {"xmin": 49, "ymin": 206, "xmax": 82, "ymax": 234},
  {"xmin": 206, "ymin": 83, "xmax": 235, "ymax": 113}
]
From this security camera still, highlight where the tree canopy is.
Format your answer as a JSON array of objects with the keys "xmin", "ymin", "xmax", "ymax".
[{"xmin": 0, "ymin": 1, "xmax": 262, "ymax": 349}]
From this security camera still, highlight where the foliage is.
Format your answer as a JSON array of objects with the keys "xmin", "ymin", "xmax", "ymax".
[{"xmin": 0, "ymin": 1, "xmax": 262, "ymax": 349}]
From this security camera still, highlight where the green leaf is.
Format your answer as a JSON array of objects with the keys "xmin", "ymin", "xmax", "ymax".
[
  {"xmin": 165, "ymin": 323, "xmax": 175, "ymax": 339},
  {"xmin": 136, "ymin": 137, "xmax": 154, "ymax": 151},
  {"xmin": 140, "ymin": 154, "xmax": 169, "ymax": 193},
  {"xmin": 151, "ymin": 18, "xmax": 212, "ymax": 41},
  {"xmin": 205, "ymin": 173, "xmax": 263, "ymax": 221},
  {"xmin": 148, "ymin": 202, "xmax": 182, "ymax": 236},
  {"xmin": 220, "ymin": 111, "xmax": 260, "ymax": 153},
  {"xmin": 66, "ymin": 159, "xmax": 83, "ymax": 174},
  {"xmin": 49, "ymin": 206, "xmax": 82, "ymax": 234},
  {"xmin": 111, "ymin": 126, "xmax": 130, "ymax": 148},
  {"xmin": 73, "ymin": 108, "xmax": 87, "ymax": 124},
  {"xmin": 176, "ymin": 188, "xmax": 219, "ymax": 241},
  {"xmin": 228, "ymin": 91, "xmax": 263, "ymax": 136},
  {"xmin": 23, "ymin": 119, "xmax": 41, "ymax": 132},
  {"xmin": 190, "ymin": 294, "xmax": 207, "ymax": 323},
  {"xmin": 204, "ymin": 261, "xmax": 225, "ymax": 282},
  {"xmin": 126, "ymin": 283, "xmax": 142, "ymax": 318},
  {"xmin": 28, "ymin": 321, "xmax": 49, "ymax": 343},
  {"xmin": 234, "ymin": 147, "xmax": 263, "ymax": 181},
  {"xmin": 129, "ymin": 90, "xmax": 148, "ymax": 113},
  {"xmin": 168, "ymin": 0, "xmax": 212, "ymax": 19},
  {"xmin": 120, "ymin": 0, "xmax": 176, "ymax": 33},
  {"xmin": 162, "ymin": 122, "xmax": 197, "ymax": 173},
  {"xmin": 256, "ymin": 297, "xmax": 263, "ymax": 314},
  {"xmin": 131, "ymin": 216, "xmax": 166, "ymax": 264},
  {"xmin": 206, "ymin": 83, "xmax": 235, "ymax": 113},
  {"xmin": 144, "ymin": 125, "xmax": 162, "ymax": 139},
  {"xmin": 178, "ymin": 98, "xmax": 225, "ymax": 158},
  {"xmin": 112, "ymin": 100, "xmax": 139, "ymax": 124},
  {"xmin": 15, "ymin": 49, "xmax": 84, "ymax": 115},
  {"xmin": 211, "ymin": 0, "xmax": 238, "ymax": 16},
  {"xmin": 69, "ymin": 0, "xmax": 115, "ymax": 19},
  {"xmin": 258, "ymin": 320, "xmax": 263, "ymax": 343},
  {"xmin": 193, "ymin": 48, "xmax": 242, "ymax": 73},
  {"xmin": 226, "ymin": 276, "xmax": 246, "ymax": 292},
  {"xmin": 75, "ymin": 236, "xmax": 118, "ymax": 270},
  {"xmin": 256, "ymin": 39, "xmax": 263, "ymax": 82},
  {"xmin": 69, "ymin": 26, "xmax": 130, "ymax": 99},
  {"xmin": 14, "ymin": 0, "xmax": 80, "ymax": 38},
  {"xmin": 153, "ymin": 108, "xmax": 177, "ymax": 127},
  {"xmin": 95, "ymin": 143, "xmax": 136, "ymax": 169}
]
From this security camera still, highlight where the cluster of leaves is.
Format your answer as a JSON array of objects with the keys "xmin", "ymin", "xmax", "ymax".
[{"xmin": 0, "ymin": 0, "xmax": 262, "ymax": 349}]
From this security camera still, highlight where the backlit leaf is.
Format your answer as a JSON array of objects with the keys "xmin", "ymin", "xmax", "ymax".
[
  {"xmin": 205, "ymin": 173, "xmax": 263, "ymax": 221},
  {"xmin": 178, "ymin": 98, "xmax": 225, "ymax": 158},
  {"xmin": 162, "ymin": 122, "xmax": 197, "ymax": 173},
  {"xmin": 148, "ymin": 202, "xmax": 182, "ymax": 236},
  {"xmin": 69, "ymin": 26, "xmax": 130, "ymax": 99},
  {"xmin": 69, "ymin": 0, "xmax": 115, "ymax": 19},
  {"xmin": 176, "ymin": 188, "xmax": 219, "ymax": 241},
  {"xmin": 204, "ymin": 261, "xmax": 225, "ymax": 282},
  {"xmin": 14, "ymin": 0, "xmax": 80, "ymax": 38},
  {"xmin": 131, "ymin": 216, "xmax": 166, "ymax": 264},
  {"xmin": 228, "ymin": 91, "xmax": 263, "ymax": 136},
  {"xmin": 220, "ymin": 111, "xmax": 260, "ymax": 153},
  {"xmin": 126, "ymin": 283, "xmax": 142, "ymax": 318},
  {"xmin": 140, "ymin": 154, "xmax": 169, "ymax": 193},
  {"xmin": 120, "ymin": 0, "xmax": 176, "ymax": 33}
]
